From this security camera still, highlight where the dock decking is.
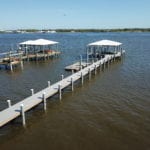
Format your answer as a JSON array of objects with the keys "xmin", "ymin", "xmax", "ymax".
[
  {"xmin": 0, "ymin": 51, "xmax": 60, "ymax": 71},
  {"xmin": 65, "ymin": 61, "xmax": 90, "ymax": 71},
  {"xmin": 0, "ymin": 51, "xmax": 124, "ymax": 128}
]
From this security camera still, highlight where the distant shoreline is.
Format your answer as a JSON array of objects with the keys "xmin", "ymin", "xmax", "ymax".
[{"xmin": 0, "ymin": 28, "xmax": 150, "ymax": 33}]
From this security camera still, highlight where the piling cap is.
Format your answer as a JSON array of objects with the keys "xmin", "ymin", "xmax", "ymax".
[
  {"xmin": 43, "ymin": 92, "xmax": 46, "ymax": 95},
  {"xmin": 20, "ymin": 104, "xmax": 24, "ymax": 107}
]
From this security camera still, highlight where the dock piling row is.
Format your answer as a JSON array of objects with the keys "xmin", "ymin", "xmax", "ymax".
[{"xmin": 0, "ymin": 52, "xmax": 125, "ymax": 128}]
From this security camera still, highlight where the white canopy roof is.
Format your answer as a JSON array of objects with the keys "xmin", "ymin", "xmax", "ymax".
[
  {"xmin": 88, "ymin": 40, "xmax": 122, "ymax": 46},
  {"xmin": 19, "ymin": 40, "xmax": 34, "ymax": 45},
  {"xmin": 19, "ymin": 39, "xmax": 58, "ymax": 46}
]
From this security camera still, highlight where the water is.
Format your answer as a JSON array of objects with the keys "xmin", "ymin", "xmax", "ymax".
[{"xmin": 0, "ymin": 32, "xmax": 150, "ymax": 150}]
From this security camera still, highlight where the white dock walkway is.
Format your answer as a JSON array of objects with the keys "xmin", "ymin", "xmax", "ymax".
[
  {"xmin": 0, "ymin": 52, "xmax": 124, "ymax": 127},
  {"xmin": 65, "ymin": 61, "xmax": 90, "ymax": 71}
]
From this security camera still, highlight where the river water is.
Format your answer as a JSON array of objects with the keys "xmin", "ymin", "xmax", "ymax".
[{"xmin": 0, "ymin": 32, "xmax": 150, "ymax": 150}]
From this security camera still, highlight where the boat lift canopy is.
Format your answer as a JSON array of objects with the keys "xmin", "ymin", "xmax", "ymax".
[
  {"xmin": 86, "ymin": 39, "xmax": 123, "ymax": 61},
  {"xmin": 19, "ymin": 39, "xmax": 59, "ymax": 55},
  {"xmin": 88, "ymin": 39, "xmax": 122, "ymax": 47},
  {"xmin": 19, "ymin": 39, "xmax": 58, "ymax": 46}
]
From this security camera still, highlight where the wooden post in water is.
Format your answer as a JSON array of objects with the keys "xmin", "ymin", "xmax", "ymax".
[
  {"xmin": 107, "ymin": 58, "xmax": 109, "ymax": 68},
  {"xmin": 92, "ymin": 59, "xmax": 94, "ymax": 64},
  {"xmin": 113, "ymin": 54, "xmax": 116, "ymax": 62},
  {"xmin": 44, "ymin": 53, "xmax": 46, "ymax": 61},
  {"xmin": 103, "ymin": 60, "xmax": 105, "ymax": 70},
  {"xmin": 94, "ymin": 64, "xmax": 97, "ymax": 75},
  {"xmin": 35, "ymin": 53, "xmax": 38, "ymax": 61},
  {"xmin": 10, "ymin": 62, "xmax": 13, "ymax": 71},
  {"xmin": 42, "ymin": 92, "xmax": 47, "ymax": 111},
  {"xmin": 20, "ymin": 61, "xmax": 23, "ymax": 70},
  {"xmin": 88, "ymin": 68, "xmax": 91, "ymax": 80},
  {"xmin": 109, "ymin": 57, "xmax": 111, "ymax": 65},
  {"xmin": 48, "ymin": 81, "xmax": 51, "ymax": 87},
  {"xmin": 99, "ymin": 62, "xmax": 102, "ymax": 72},
  {"xmin": 80, "ymin": 55, "xmax": 82, "ymax": 70},
  {"xmin": 58, "ymin": 84, "xmax": 62, "ymax": 100},
  {"xmin": 61, "ymin": 74, "xmax": 64, "ymax": 80},
  {"xmin": 112, "ymin": 56, "xmax": 114, "ymax": 63},
  {"xmin": 19, "ymin": 53, "xmax": 23, "ymax": 69},
  {"xmin": 30, "ymin": 89, "xmax": 34, "ymax": 96},
  {"xmin": 72, "ymin": 70, "xmax": 74, "ymax": 74},
  {"xmin": 71, "ymin": 77, "xmax": 74, "ymax": 91},
  {"xmin": 81, "ymin": 72, "xmax": 84, "ymax": 85},
  {"xmin": 7, "ymin": 100, "xmax": 11, "ymax": 108},
  {"xmin": 86, "ymin": 48, "xmax": 89, "ymax": 65},
  {"xmin": 121, "ymin": 48, "xmax": 123, "ymax": 57},
  {"xmin": 110, "ymin": 56, "xmax": 112, "ymax": 63},
  {"xmin": 20, "ymin": 104, "xmax": 26, "ymax": 127}
]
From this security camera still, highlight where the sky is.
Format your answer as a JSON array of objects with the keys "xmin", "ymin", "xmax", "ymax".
[{"xmin": 0, "ymin": 0, "xmax": 150, "ymax": 29}]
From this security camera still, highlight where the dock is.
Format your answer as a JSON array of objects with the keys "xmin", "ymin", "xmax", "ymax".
[
  {"xmin": 0, "ymin": 51, "xmax": 60, "ymax": 71},
  {"xmin": 0, "ymin": 39, "xmax": 60, "ymax": 71},
  {"xmin": 0, "ymin": 51, "xmax": 124, "ymax": 128},
  {"xmin": 65, "ymin": 61, "xmax": 90, "ymax": 71}
]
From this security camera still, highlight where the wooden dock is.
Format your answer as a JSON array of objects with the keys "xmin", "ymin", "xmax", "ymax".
[
  {"xmin": 0, "ymin": 51, "xmax": 124, "ymax": 128},
  {"xmin": 0, "ymin": 51, "xmax": 60, "ymax": 71},
  {"xmin": 65, "ymin": 61, "xmax": 90, "ymax": 71}
]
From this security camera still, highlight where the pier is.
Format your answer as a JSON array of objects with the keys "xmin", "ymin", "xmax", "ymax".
[
  {"xmin": 65, "ymin": 61, "xmax": 89, "ymax": 71},
  {"xmin": 0, "ymin": 39, "xmax": 60, "ymax": 71},
  {"xmin": 0, "ymin": 51, "xmax": 124, "ymax": 128}
]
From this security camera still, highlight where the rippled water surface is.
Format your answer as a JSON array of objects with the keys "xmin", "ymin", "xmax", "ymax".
[{"xmin": 0, "ymin": 32, "xmax": 150, "ymax": 150}]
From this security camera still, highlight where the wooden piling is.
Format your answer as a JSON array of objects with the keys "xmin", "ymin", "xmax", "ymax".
[
  {"xmin": 20, "ymin": 104, "xmax": 26, "ymax": 127},
  {"xmin": 48, "ymin": 81, "xmax": 51, "ymax": 87},
  {"xmin": 107, "ymin": 58, "xmax": 109, "ymax": 68},
  {"xmin": 71, "ymin": 77, "xmax": 74, "ymax": 91},
  {"xmin": 103, "ymin": 60, "xmax": 106, "ymax": 70},
  {"xmin": 88, "ymin": 68, "xmax": 91, "ymax": 80},
  {"xmin": 10, "ymin": 63, "xmax": 13, "ymax": 71},
  {"xmin": 113, "ymin": 54, "xmax": 116, "ymax": 62},
  {"xmin": 99, "ymin": 62, "xmax": 102, "ymax": 71},
  {"xmin": 42, "ymin": 92, "xmax": 47, "ymax": 111},
  {"xmin": 20, "ymin": 61, "xmax": 23, "ymax": 69},
  {"xmin": 94, "ymin": 65, "xmax": 97, "ymax": 75},
  {"xmin": 30, "ymin": 89, "xmax": 34, "ymax": 95},
  {"xmin": 61, "ymin": 74, "xmax": 64, "ymax": 80},
  {"xmin": 58, "ymin": 84, "xmax": 62, "ymax": 100},
  {"xmin": 81, "ymin": 72, "xmax": 84, "ymax": 85},
  {"xmin": 7, "ymin": 100, "xmax": 11, "ymax": 108},
  {"xmin": 72, "ymin": 70, "xmax": 74, "ymax": 74}
]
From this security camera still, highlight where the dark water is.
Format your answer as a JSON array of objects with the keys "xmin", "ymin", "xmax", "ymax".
[{"xmin": 0, "ymin": 32, "xmax": 150, "ymax": 150}]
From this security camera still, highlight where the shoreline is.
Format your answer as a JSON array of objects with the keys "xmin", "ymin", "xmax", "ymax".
[{"xmin": 0, "ymin": 28, "xmax": 150, "ymax": 33}]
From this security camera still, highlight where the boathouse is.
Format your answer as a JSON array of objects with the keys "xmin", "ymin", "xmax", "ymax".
[
  {"xmin": 86, "ymin": 39, "xmax": 123, "ymax": 62},
  {"xmin": 65, "ymin": 39, "xmax": 124, "ymax": 71},
  {"xmin": 19, "ymin": 38, "xmax": 60, "ymax": 61},
  {"xmin": 0, "ymin": 39, "xmax": 60, "ymax": 71}
]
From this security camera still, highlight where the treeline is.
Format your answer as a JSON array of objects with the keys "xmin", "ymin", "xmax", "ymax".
[
  {"xmin": 55, "ymin": 28, "xmax": 150, "ymax": 32},
  {"xmin": 1, "ymin": 28, "xmax": 150, "ymax": 33}
]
